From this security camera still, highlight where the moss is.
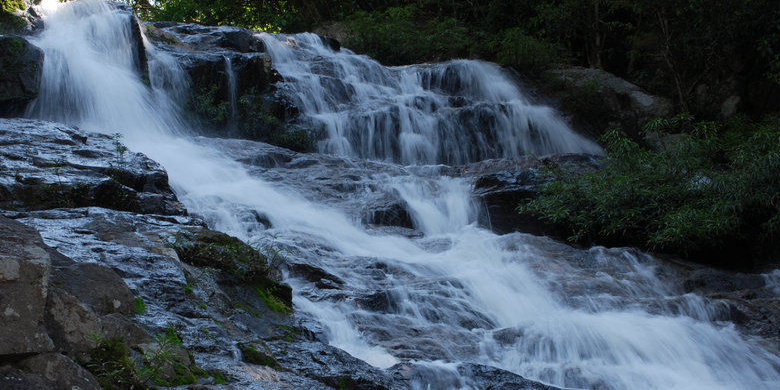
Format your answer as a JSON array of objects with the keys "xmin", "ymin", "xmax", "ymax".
[
  {"xmin": 253, "ymin": 282, "xmax": 292, "ymax": 314},
  {"xmin": 269, "ymin": 128, "xmax": 315, "ymax": 153},
  {"xmin": 171, "ymin": 230, "xmax": 270, "ymax": 284},
  {"xmin": 239, "ymin": 343, "xmax": 280, "ymax": 370},
  {"xmin": 134, "ymin": 297, "xmax": 146, "ymax": 315},
  {"xmin": 213, "ymin": 371, "xmax": 229, "ymax": 384}
]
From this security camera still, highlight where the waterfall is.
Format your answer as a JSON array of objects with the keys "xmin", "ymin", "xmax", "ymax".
[
  {"xmin": 257, "ymin": 33, "xmax": 602, "ymax": 165},
  {"xmin": 224, "ymin": 56, "xmax": 239, "ymax": 127},
  {"xmin": 24, "ymin": 1, "xmax": 780, "ymax": 389}
]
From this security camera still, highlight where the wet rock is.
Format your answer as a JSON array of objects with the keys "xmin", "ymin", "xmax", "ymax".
[
  {"xmin": 0, "ymin": 119, "xmax": 186, "ymax": 215},
  {"xmin": 683, "ymin": 269, "xmax": 766, "ymax": 294},
  {"xmin": 355, "ymin": 290, "xmax": 399, "ymax": 313},
  {"xmin": 17, "ymin": 353, "xmax": 101, "ymax": 390},
  {"xmin": 471, "ymin": 154, "xmax": 599, "ymax": 235},
  {"xmin": 458, "ymin": 363, "xmax": 562, "ymax": 390},
  {"xmin": 363, "ymin": 196, "xmax": 414, "ymax": 229},
  {"xmin": 239, "ymin": 342, "xmax": 280, "ymax": 369},
  {"xmin": 318, "ymin": 35, "xmax": 341, "ymax": 52},
  {"xmin": 545, "ymin": 67, "xmax": 672, "ymax": 136},
  {"xmin": 268, "ymin": 340, "xmax": 400, "ymax": 390},
  {"xmin": 0, "ymin": 216, "xmax": 54, "ymax": 358},
  {"xmin": 288, "ymin": 263, "xmax": 344, "ymax": 289},
  {"xmin": 0, "ymin": 36, "xmax": 44, "ymax": 116}
]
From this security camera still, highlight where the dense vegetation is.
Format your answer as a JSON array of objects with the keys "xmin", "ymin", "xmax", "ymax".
[{"xmin": 521, "ymin": 115, "xmax": 780, "ymax": 268}]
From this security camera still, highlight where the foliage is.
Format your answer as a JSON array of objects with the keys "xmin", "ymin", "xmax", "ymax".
[
  {"xmin": 253, "ymin": 281, "xmax": 291, "ymax": 314},
  {"xmin": 520, "ymin": 114, "xmax": 780, "ymax": 268},
  {"xmin": 81, "ymin": 335, "xmax": 150, "ymax": 390},
  {"xmin": 191, "ymin": 85, "xmax": 229, "ymax": 128},
  {"xmin": 0, "ymin": 0, "xmax": 27, "ymax": 34},
  {"xmin": 489, "ymin": 28, "xmax": 561, "ymax": 74},
  {"xmin": 138, "ymin": 0, "xmax": 301, "ymax": 32},
  {"xmin": 344, "ymin": 5, "xmax": 471, "ymax": 65},
  {"xmin": 134, "ymin": 297, "xmax": 146, "ymax": 315}
]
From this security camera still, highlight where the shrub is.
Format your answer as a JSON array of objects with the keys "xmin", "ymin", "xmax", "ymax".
[
  {"xmin": 520, "ymin": 114, "xmax": 780, "ymax": 268},
  {"xmin": 345, "ymin": 6, "xmax": 471, "ymax": 65},
  {"xmin": 490, "ymin": 27, "xmax": 561, "ymax": 74}
]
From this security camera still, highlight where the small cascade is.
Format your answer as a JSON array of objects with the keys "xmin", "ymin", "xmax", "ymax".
[
  {"xmin": 258, "ymin": 33, "xmax": 601, "ymax": 165},
  {"xmin": 224, "ymin": 55, "xmax": 239, "ymax": 128}
]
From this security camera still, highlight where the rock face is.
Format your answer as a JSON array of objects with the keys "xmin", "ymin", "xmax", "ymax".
[
  {"xmin": 145, "ymin": 22, "xmax": 303, "ymax": 149},
  {"xmin": 0, "ymin": 36, "xmax": 44, "ymax": 116},
  {"xmin": 545, "ymin": 67, "xmax": 672, "ymax": 136},
  {"xmin": 0, "ymin": 216, "xmax": 54, "ymax": 358},
  {"xmin": 469, "ymin": 154, "xmax": 600, "ymax": 235},
  {"xmin": 0, "ymin": 118, "xmax": 186, "ymax": 215}
]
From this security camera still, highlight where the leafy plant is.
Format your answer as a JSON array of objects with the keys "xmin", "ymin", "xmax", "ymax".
[
  {"xmin": 520, "ymin": 114, "xmax": 780, "ymax": 268},
  {"xmin": 134, "ymin": 297, "xmax": 146, "ymax": 315}
]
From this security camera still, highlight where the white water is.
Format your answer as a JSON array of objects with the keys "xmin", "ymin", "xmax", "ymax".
[
  {"xmin": 26, "ymin": 1, "xmax": 780, "ymax": 389},
  {"xmin": 258, "ymin": 33, "xmax": 601, "ymax": 165}
]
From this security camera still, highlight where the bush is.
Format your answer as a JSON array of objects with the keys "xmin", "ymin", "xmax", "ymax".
[
  {"xmin": 490, "ymin": 27, "xmax": 561, "ymax": 74},
  {"xmin": 345, "ymin": 6, "xmax": 472, "ymax": 65},
  {"xmin": 520, "ymin": 114, "xmax": 780, "ymax": 268}
]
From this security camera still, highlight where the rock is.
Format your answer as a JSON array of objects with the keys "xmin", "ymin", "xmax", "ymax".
[
  {"xmin": 0, "ymin": 118, "xmax": 186, "ymax": 215},
  {"xmin": 318, "ymin": 35, "xmax": 341, "ymax": 52},
  {"xmin": 268, "ymin": 340, "xmax": 400, "ymax": 390},
  {"xmin": 355, "ymin": 290, "xmax": 399, "ymax": 313},
  {"xmin": 458, "ymin": 363, "xmax": 562, "ymax": 390},
  {"xmin": 99, "ymin": 313, "xmax": 152, "ymax": 347},
  {"xmin": 287, "ymin": 263, "xmax": 344, "ymax": 289},
  {"xmin": 0, "ymin": 366, "xmax": 55, "ymax": 390},
  {"xmin": 545, "ymin": 67, "xmax": 672, "ymax": 136},
  {"xmin": 50, "ymin": 262, "xmax": 136, "ymax": 316},
  {"xmin": 44, "ymin": 287, "xmax": 102, "ymax": 353},
  {"xmin": 0, "ymin": 36, "xmax": 44, "ymax": 116},
  {"xmin": 0, "ymin": 216, "xmax": 54, "ymax": 358},
  {"xmin": 239, "ymin": 342, "xmax": 280, "ymax": 369},
  {"xmin": 470, "ymin": 154, "xmax": 600, "ymax": 235},
  {"xmin": 363, "ymin": 196, "xmax": 414, "ymax": 229},
  {"xmin": 17, "ymin": 353, "xmax": 101, "ymax": 390}
]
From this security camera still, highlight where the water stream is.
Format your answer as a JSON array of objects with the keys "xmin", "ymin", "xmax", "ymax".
[{"xmin": 25, "ymin": 1, "xmax": 780, "ymax": 389}]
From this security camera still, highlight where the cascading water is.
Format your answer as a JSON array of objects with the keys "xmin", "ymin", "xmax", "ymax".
[
  {"xmin": 258, "ymin": 33, "xmax": 601, "ymax": 165},
  {"xmin": 224, "ymin": 56, "xmax": 239, "ymax": 127},
  {"xmin": 25, "ymin": 1, "xmax": 780, "ymax": 389}
]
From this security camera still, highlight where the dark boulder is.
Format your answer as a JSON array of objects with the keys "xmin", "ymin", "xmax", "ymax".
[
  {"xmin": 0, "ymin": 36, "xmax": 44, "ymax": 116},
  {"xmin": 544, "ymin": 67, "xmax": 672, "ymax": 137},
  {"xmin": 363, "ymin": 196, "xmax": 414, "ymax": 229},
  {"xmin": 318, "ymin": 35, "xmax": 341, "ymax": 52},
  {"xmin": 288, "ymin": 262, "xmax": 344, "ymax": 289}
]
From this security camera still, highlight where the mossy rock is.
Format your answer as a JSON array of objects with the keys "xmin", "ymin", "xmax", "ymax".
[
  {"xmin": 0, "ymin": 35, "xmax": 44, "ymax": 115},
  {"xmin": 171, "ymin": 230, "xmax": 293, "ymax": 313},
  {"xmin": 171, "ymin": 230, "xmax": 269, "ymax": 283},
  {"xmin": 239, "ymin": 342, "xmax": 281, "ymax": 370}
]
